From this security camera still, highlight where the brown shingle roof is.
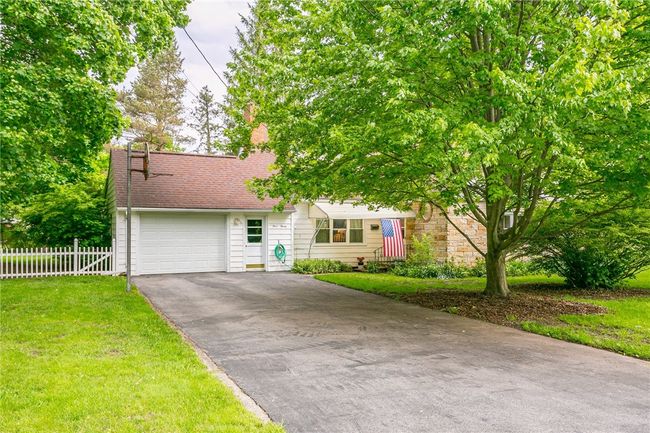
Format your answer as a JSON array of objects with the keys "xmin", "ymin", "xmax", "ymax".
[{"xmin": 110, "ymin": 149, "xmax": 291, "ymax": 211}]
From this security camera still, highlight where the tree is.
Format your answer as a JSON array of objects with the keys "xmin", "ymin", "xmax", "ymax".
[
  {"xmin": 119, "ymin": 43, "xmax": 191, "ymax": 151},
  {"xmin": 0, "ymin": 0, "xmax": 190, "ymax": 216},
  {"xmin": 190, "ymin": 86, "xmax": 224, "ymax": 154},
  {"xmin": 13, "ymin": 154, "xmax": 111, "ymax": 247},
  {"xmin": 225, "ymin": 0, "xmax": 650, "ymax": 297}
]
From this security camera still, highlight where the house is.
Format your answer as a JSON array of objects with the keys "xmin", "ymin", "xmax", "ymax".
[{"xmin": 106, "ymin": 149, "xmax": 420, "ymax": 275}]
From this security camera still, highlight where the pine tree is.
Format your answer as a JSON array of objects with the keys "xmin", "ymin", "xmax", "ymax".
[
  {"xmin": 190, "ymin": 86, "xmax": 223, "ymax": 154},
  {"xmin": 120, "ymin": 42, "xmax": 190, "ymax": 151}
]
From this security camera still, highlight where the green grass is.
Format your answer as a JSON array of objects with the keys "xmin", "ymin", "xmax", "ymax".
[
  {"xmin": 522, "ymin": 295, "xmax": 650, "ymax": 359},
  {"xmin": 316, "ymin": 271, "xmax": 650, "ymax": 359},
  {"xmin": 315, "ymin": 272, "xmax": 564, "ymax": 294},
  {"xmin": 0, "ymin": 276, "xmax": 284, "ymax": 433},
  {"xmin": 622, "ymin": 268, "xmax": 650, "ymax": 289},
  {"xmin": 521, "ymin": 269, "xmax": 650, "ymax": 359}
]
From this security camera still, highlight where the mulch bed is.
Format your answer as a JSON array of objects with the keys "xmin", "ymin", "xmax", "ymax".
[
  {"xmin": 513, "ymin": 283, "xmax": 650, "ymax": 299},
  {"xmin": 393, "ymin": 289, "xmax": 610, "ymax": 327}
]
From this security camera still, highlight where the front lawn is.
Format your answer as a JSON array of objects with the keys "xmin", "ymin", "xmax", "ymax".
[
  {"xmin": 316, "ymin": 270, "xmax": 650, "ymax": 360},
  {"xmin": 0, "ymin": 276, "xmax": 284, "ymax": 433}
]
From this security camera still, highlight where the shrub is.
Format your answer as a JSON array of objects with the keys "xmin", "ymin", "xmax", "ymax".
[
  {"xmin": 406, "ymin": 233, "xmax": 436, "ymax": 265},
  {"xmin": 366, "ymin": 261, "xmax": 381, "ymax": 273},
  {"xmin": 391, "ymin": 261, "xmax": 473, "ymax": 279},
  {"xmin": 292, "ymin": 258, "xmax": 352, "ymax": 274},
  {"xmin": 390, "ymin": 259, "xmax": 537, "ymax": 280},
  {"xmin": 528, "ymin": 231, "xmax": 649, "ymax": 289},
  {"xmin": 525, "ymin": 207, "xmax": 650, "ymax": 289},
  {"xmin": 465, "ymin": 258, "xmax": 537, "ymax": 278},
  {"xmin": 506, "ymin": 260, "xmax": 538, "ymax": 277},
  {"xmin": 468, "ymin": 259, "xmax": 487, "ymax": 277},
  {"xmin": 391, "ymin": 263, "xmax": 441, "ymax": 278}
]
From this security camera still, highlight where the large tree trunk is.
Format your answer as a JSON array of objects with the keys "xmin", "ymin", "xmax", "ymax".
[
  {"xmin": 484, "ymin": 250, "xmax": 509, "ymax": 297},
  {"xmin": 484, "ymin": 200, "xmax": 510, "ymax": 297}
]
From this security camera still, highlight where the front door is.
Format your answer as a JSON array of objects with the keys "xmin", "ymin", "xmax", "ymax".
[{"xmin": 245, "ymin": 218, "xmax": 265, "ymax": 271}]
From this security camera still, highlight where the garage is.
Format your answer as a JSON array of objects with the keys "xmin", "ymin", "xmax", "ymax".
[{"xmin": 138, "ymin": 212, "xmax": 226, "ymax": 274}]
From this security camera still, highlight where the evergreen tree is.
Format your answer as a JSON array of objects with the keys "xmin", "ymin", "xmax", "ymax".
[
  {"xmin": 120, "ymin": 43, "xmax": 190, "ymax": 151},
  {"xmin": 190, "ymin": 86, "xmax": 223, "ymax": 154}
]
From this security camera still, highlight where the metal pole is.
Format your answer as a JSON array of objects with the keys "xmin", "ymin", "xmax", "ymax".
[{"xmin": 126, "ymin": 141, "xmax": 132, "ymax": 292}]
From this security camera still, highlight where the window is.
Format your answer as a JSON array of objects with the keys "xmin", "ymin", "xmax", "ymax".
[
  {"xmin": 332, "ymin": 219, "xmax": 347, "ymax": 243},
  {"xmin": 500, "ymin": 213, "xmax": 514, "ymax": 230},
  {"xmin": 349, "ymin": 219, "xmax": 363, "ymax": 243},
  {"xmin": 315, "ymin": 219, "xmax": 330, "ymax": 243},
  {"xmin": 314, "ymin": 218, "xmax": 364, "ymax": 244},
  {"xmin": 398, "ymin": 218, "xmax": 406, "ymax": 239},
  {"xmin": 247, "ymin": 219, "xmax": 263, "ymax": 243}
]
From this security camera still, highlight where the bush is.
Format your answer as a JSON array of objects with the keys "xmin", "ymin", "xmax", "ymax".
[
  {"xmin": 292, "ymin": 258, "xmax": 352, "ymax": 274},
  {"xmin": 525, "ymin": 207, "xmax": 650, "ymax": 289},
  {"xmin": 391, "ymin": 261, "xmax": 473, "ymax": 279},
  {"xmin": 390, "ymin": 259, "xmax": 537, "ymax": 280},
  {"xmin": 467, "ymin": 258, "xmax": 537, "ymax": 278},
  {"xmin": 366, "ymin": 261, "xmax": 381, "ymax": 274},
  {"xmin": 406, "ymin": 233, "xmax": 436, "ymax": 265},
  {"xmin": 506, "ymin": 260, "xmax": 538, "ymax": 277},
  {"xmin": 528, "ymin": 231, "xmax": 649, "ymax": 289}
]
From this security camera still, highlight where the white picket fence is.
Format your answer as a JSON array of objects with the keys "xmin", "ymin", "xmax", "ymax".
[{"xmin": 0, "ymin": 239, "xmax": 117, "ymax": 279}]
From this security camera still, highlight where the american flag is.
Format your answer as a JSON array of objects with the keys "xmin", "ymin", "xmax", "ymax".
[{"xmin": 381, "ymin": 219, "xmax": 404, "ymax": 257}]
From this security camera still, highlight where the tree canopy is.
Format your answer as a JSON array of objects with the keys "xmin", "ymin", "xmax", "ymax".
[
  {"xmin": 12, "ymin": 154, "xmax": 111, "ymax": 247},
  {"xmin": 0, "ymin": 0, "xmax": 190, "ymax": 214},
  {"xmin": 226, "ymin": 0, "xmax": 650, "ymax": 296}
]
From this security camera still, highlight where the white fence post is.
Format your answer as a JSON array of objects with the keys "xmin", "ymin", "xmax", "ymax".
[
  {"xmin": 73, "ymin": 238, "xmax": 79, "ymax": 276},
  {"xmin": 112, "ymin": 238, "xmax": 117, "ymax": 275}
]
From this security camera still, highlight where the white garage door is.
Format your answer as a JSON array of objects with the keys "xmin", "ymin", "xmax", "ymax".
[{"xmin": 139, "ymin": 213, "xmax": 226, "ymax": 275}]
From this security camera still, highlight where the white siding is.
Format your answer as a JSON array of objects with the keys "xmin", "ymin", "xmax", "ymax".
[
  {"xmin": 293, "ymin": 203, "xmax": 385, "ymax": 265},
  {"xmin": 227, "ymin": 213, "xmax": 245, "ymax": 272},
  {"xmin": 227, "ymin": 212, "xmax": 293, "ymax": 272},
  {"xmin": 266, "ymin": 212, "xmax": 293, "ymax": 272},
  {"xmin": 114, "ymin": 210, "xmax": 139, "ymax": 274}
]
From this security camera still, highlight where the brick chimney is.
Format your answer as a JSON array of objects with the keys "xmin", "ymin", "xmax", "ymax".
[{"xmin": 244, "ymin": 102, "xmax": 268, "ymax": 144}]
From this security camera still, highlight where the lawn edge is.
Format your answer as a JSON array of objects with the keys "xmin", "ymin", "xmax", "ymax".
[{"xmin": 137, "ymin": 286, "xmax": 273, "ymax": 424}]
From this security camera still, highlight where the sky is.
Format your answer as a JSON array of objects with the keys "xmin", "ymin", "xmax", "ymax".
[{"xmin": 120, "ymin": 0, "xmax": 251, "ymax": 149}]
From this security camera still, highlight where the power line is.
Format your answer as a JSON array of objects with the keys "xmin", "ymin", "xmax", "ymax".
[
  {"xmin": 161, "ymin": 0, "xmax": 229, "ymax": 89},
  {"xmin": 183, "ymin": 70, "xmax": 202, "ymax": 95},
  {"xmin": 181, "ymin": 27, "xmax": 229, "ymax": 88},
  {"xmin": 181, "ymin": 71, "xmax": 201, "ymax": 99}
]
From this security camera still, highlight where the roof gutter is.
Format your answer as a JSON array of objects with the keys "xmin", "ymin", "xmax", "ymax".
[{"xmin": 115, "ymin": 207, "xmax": 295, "ymax": 213}]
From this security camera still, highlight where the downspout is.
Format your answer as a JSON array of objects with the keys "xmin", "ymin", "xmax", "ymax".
[{"xmin": 307, "ymin": 218, "xmax": 328, "ymax": 259}]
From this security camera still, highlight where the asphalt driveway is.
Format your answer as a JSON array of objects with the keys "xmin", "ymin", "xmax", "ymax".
[{"xmin": 135, "ymin": 272, "xmax": 650, "ymax": 433}]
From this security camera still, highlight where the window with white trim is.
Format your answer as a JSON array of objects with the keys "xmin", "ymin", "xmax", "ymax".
[
  {"xmin": 314, "ymin": 218, "xmax": 364, "ymax": 244},
  {"xmin": 247, "ymin": 219, "xmax": 263, "ymax": 243},
  {"xmin": 500, "ymin": 212, "xmax": 514, "ymax": 230},
  {"xmin": 349, "ymin": 219, "xmax": 363, "ymax": 243},
  {"xmin": 315, "ymin": 219, "xmax": 330, "ymax": 243},
  {"xmin": 333, "ymin": 219, "xmax": 347, "ymax": 243}
]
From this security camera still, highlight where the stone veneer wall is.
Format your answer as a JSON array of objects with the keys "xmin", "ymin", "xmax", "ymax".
[
  {"xmin": 444, "ymin": 212, "xmax": 487, "ymax": 264},
  {"xmin": 409, "ymin": 207, "xmax": 486, "ymax": 265}
]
